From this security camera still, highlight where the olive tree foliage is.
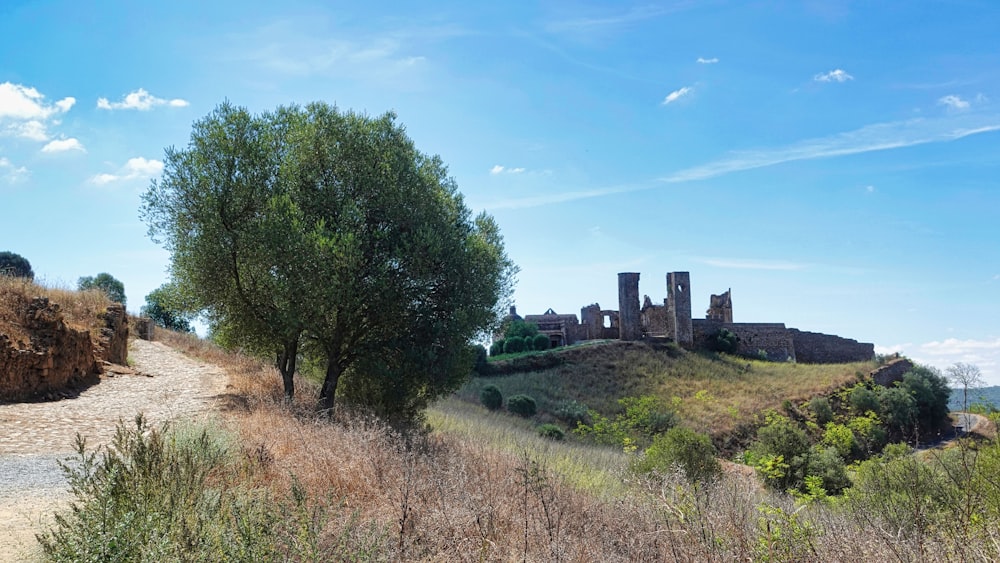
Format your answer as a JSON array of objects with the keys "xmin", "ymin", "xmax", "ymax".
[
  {"xmin": 141, "ymin": 102, "xmax": 516, "ymax": 420},
  {"xmin": 78, "ymin": 273, "xmax": 126, "ymax": 306},
  {"xmin": 0, "ymin": 251, "xmax": 33, "ymax": 279},
  {"xmin": 141, "ymin": 283, "xmax": 194, "ymax": 333}
]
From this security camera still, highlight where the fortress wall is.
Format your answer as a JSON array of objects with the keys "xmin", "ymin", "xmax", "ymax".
[
  {"xmin": 789, "ymin": 329, "xmax": 875, "ymax": 364},
  {"xmin": 692, "ymin": 320, "xmax": 795, "ymax": 361}
]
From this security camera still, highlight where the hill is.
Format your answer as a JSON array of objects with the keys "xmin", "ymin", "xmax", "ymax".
[
  {"xmin": 950, "ymin": 385, "xmax": 1000, "ymax": 412},
  {"xmin": 459, "ymin": 340, "xmax": 878, "ymax": 450}
]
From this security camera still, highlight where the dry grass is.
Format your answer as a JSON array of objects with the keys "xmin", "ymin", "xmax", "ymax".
[
  {"xmin": 0, "ymin": 276, "xmax": 112, "ymax": 347},
  {"xmin": 144, "ymin": 330, "xmax": 1000, "ymax": 561},
  {"xmin": 459, "ymin": 341, "xmax": 875, "ymax": 449}
]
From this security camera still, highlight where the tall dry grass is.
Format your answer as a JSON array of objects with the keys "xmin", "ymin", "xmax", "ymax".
[
  {"xmin": 0, "ymin": 276, "xmax": 112, "ymax": 346},
  {"xmin": 143, "ymin": 329, "xmax": 1000, "ymax": 561}
]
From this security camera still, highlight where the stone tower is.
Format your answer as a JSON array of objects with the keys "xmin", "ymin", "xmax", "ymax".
[
  {"xmin": 667, "ymin": 272, "xmax": 692, "ymax": 346},
  {"xmin": 617, "ymin": 272, "xmax": 642, "ymax": 341}
]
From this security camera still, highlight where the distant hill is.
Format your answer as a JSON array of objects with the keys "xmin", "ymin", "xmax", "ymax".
[{"xmin": 949, "ymin": 385, "xmax": 1000, "ymax": 412}]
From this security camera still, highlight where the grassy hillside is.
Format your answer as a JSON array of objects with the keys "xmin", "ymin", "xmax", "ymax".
[{"xmin": 459, "ymin": 340, "xmax": 877, "ymax": 448}]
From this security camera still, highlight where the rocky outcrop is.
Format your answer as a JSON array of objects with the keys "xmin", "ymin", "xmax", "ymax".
[{"xmin": 0, "ymin": 297, "xmax": 130, "ymax": 402}]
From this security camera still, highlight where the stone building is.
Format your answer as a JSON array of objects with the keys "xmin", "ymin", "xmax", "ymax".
[{"xmin": 509, "ymin": 270, "xmax": 874, "ymax": 364}]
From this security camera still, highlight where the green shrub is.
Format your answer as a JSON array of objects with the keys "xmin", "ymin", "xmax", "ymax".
[
  {"xmin": 554, "ymin": 400, "xmax": 591, "ymax": 427},
  {"xmin": 480, "ymin": 385, "xmax": 503, "ymax": 411},
  {"xmin": 749, "ymin": 415, "xmax": 811, "ymax": 491},
  {"xmin": 809, "ymin": 396, "xmax": 834, "ymax": 425},
  {"xmin": 849, "ymin": 386, "xmax": 880, "ymax": 415},
  {"xmin": 806, "ymin": 445, "xmax": 851, "ymax": 495},
  {"xmin": 708, "ymin": 328, "xmax": 739, "ymax": 354},
  {"xmin": 633, "ymin": 426, "xmax": 720, "ymax": 483},
  {"xmin": 537, "ymin": 423, "xmax": 564, "ymax": 440},
  {"xmin": 503, "ymin": 336, "xmax": 526, "ymax": 354},
  {"xmin": 532, "ymin": 333, "xmax": 550, "ymax": 351},
  {"xmin": 471, "ymin": 344, "xmax": 489, "ymax": 375},
  {"xmin": 507, "ymin": 394, "xmax": 537, "ymax": 417},
  {"xmin": 575, "ymin": 396, "xmax": 677, "ymax": 447},
  {"xmin": 489, "ymin": 340, "xmax": 505, "ymax": 356},
  {"xmin": 504, "ymin": 319, "xmax": 539, "ymax": 340}
]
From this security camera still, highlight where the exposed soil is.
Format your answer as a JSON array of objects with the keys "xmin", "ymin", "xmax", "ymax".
[{"xmin": 0, "ymin": 339, "xmax": 228, "ymax": 561}]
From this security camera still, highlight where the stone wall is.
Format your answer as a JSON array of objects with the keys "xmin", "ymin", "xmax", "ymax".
[
  {"xmin": 97, "ymin": 303, "xmax": 129, "ymax": 364},
  {"xmin": 789, "ymin": 329, "xmax": 874, "ymax": 364},
  {"xmin": 667, "ymin": 272, "xmax": 693, "ymax": 346},
  {"xmin": 870, "ymin": 358, "xmax": 913, "ymax": 387},
  {"xmin": 641, "ymin": 296, "xmax": 669, "ymax": 337},
  {"xmin": 0, "ymin": 297, "xmax": 101, "ymax": 401},
  {"xmin": 693, "ymin": 320, "xmax": 795, "ymax": 361}
]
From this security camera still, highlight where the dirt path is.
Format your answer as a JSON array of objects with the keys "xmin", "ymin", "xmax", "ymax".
[{"xmin": 0, "ymin": 339, "xmax": 228, "ymax": 561}]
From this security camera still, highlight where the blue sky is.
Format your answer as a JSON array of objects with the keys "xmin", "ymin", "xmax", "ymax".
[{"xmin": 2, "ymin": 1, "xmax": 999, "ymax": 383}]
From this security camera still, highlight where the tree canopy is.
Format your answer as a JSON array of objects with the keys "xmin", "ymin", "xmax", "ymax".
[
  {"xmin": 78, "ymin": 272, "xmax": 126, "ymax": 306},
  {"xmin": 0, "ymin": 251, "xmax": 33, "ymax": 279},
  {"xmin": 141, "ymin": 101, "xmax": 516, "ymax": 422},
  {"xmin": 141, "ymin": 283, "xmax": 194, "ymax": 333}
]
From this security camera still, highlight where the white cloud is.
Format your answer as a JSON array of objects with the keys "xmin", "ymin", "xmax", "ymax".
[
  {"xmin": 696, "ymin": 57, "xmax": 719, "ymax": 64},
  {"xmin": 89, "ymin": 156, "xmax": 164, "ymax": 185},
  {"xmin": 490, "ymin": 165, "xmax": 525, "ymax": 175},
  {"xmin": 0, "ymin": 83, "xmax": 74, "ymax": 141},
  {"xmin": 909, "ymin": 337, "xmax": 1000, "ymax": 385},
  {"xmin": 938, "ymin": 94, "xmax": 970, "ymax": 110},
  {"xmin": 865, "ymin": 185, "xmax": 876, "ymax": 193},
  {"xmin": 41, "ymin": 138, "xmax": 85, "ymax": 153},
  {"xmin": 0, "ymin": 156, "xmax": 29, "ymax": 184},
  {"xmin": 97, "ymin": 88, "xmax": 189, "ymax": 111},
  {"xmin": 662, "ymin": 86, "xmax": 692, "ymax": 105},
  {"xmin": 814, "ymin": 69, "xmax": 853, "ymax": 83}
]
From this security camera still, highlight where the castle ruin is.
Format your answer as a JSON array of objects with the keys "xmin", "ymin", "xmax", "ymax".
[{"xmin": 508, "ymin": 271, "xmax": 874, "ymax": 364}]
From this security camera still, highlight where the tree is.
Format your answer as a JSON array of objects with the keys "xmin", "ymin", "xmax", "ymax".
[
  {"xmin": 142, "ymin": 102, "xmax": 516, "ymax": 420},
  {"xmin": 78, "ymin": 273, "xmax": 126, "ymax": 306},
  {"xmin": 947, "ymin": 362, "xmax": 984, "ymax": 413},
  {"xmin": 141, "ymin": 283, "xmax": 194, "ymax": 333},
  {"xmin": 0, "ymin": 251, "xmax": 33, "ymax": 279}
]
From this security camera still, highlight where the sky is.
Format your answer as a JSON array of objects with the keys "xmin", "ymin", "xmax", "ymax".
[{"xmin": 2, "ymin": 1, "xmax": 999, "ymax": 383}]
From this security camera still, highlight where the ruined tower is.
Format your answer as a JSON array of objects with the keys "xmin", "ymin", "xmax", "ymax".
[
  {"xmin": 666, "ymin": 272, "xmax": 693, "ymax": 346},
  {"xmin": 706, "ymin": 289, "xmax": 733, "ymax": 323},
  {"xmin": 617, "ymin": 272, "xmax": 642, "ymax": 341}
]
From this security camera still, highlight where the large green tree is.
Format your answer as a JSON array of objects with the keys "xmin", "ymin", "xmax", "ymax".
[
  {"xmin": 141, "ymin": 102, "xmax": 516, "ymax": 420},
  {"xmin": 0, "ymin": 251, "xmax": 33, "ymax": 279},
  {"xmin": 141, "ymin": 283, "xmax": 194, "ymax": 333},
  {"xmin": 78, "ymin": 272, "xmax": 126, "ymax": 306}
]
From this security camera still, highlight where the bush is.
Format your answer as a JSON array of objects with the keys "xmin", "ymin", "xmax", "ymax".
[
  {"xmin": 472, "ymin": 344, "xmax": 489, "ymax": 375},
  {"xmin": 504, "ymin": 319, "xmax": 539, "ymax": 340},
  {"xmin": 537, "ymin": 423, "xmax": 564, "ymax": 440},
  {"xmin": 480, "ymin": 385, "xmax": 503, "ymax": 411},
  {"xmin": 809, "ymin": 397, "xmax": 834, "ymax": 425},
  {"xmin": 633, "ymin": 426, "xmax": 720, "ymax": 483},
  {"xmin": 806, "ymin": 445, "xmax": 851, "ymax": 495},
  {"xmin": 503, "ymin": 336, "xmax": 526, "ymax": 354},
  {"xmin": 507, "ymin": 394, "xmax": 537, "ymax": 417},
  {"xmin": 0, "ymin": 250, "xmax": 33, "ymax": 279},
  {"xmin": 708, "ymin": 328, "xmax": 739, "ymax": 354},
  {"xmin": 849, "ymin": 386, "xmax": 880, "ymax": 415},
  {"xmin": 575, "ymin": 396, "xmax": 677, "ymax": 447},
  {"xmin": 489, "ymin": 340, "xmax": 505, "ymax": 356},
  {"xmin": 554, "ymin": 400, "xmax": 591, "ymax": 427},
  {"xmin": 749, "ymin": 415, "xmax": 811, "ymax": 491},
  {"xmin": 532, "ymin": 333, "xmax": 550, "ymax": 351}
]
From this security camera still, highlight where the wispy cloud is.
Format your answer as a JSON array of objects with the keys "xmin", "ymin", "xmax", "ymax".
[
  {"xmin": 697, "ymin": 257, "xmax": 807, "ymax": 271},
  {"xmin": 865, "ymin": 185, "xmax": 876, "ymax": 193},
  {"xmin": 547, "ymin": 5, "xmax": 675, "ymax": 33},
  {"xmin": 41, "ymin": 138, "xmax": 85, "ymax": 153},
  {"xmin": 490, "ymin": 165, "xmax": 526, "ymax": 175},
  {"xmin": 0, "ymin": 82, "xmax": 75, "ymax": 141},
  {"xmin": 0, "ymin": 156, "xmax": 29, "ymax": 184},
  {"xmin": 814, "ymin": 69, "xmax": 853, "ymax": 83},
  {"xmin": 938, "ymin": 94, "xmax": 970, "ymax": 111},
  {"xmin": 89, "ymin": 157, "xmax": 164, "ymax": 185},
  {"xmin": 482, "ymin": 112, "xmax": 1000, "ymax": 210},
  {"xmin": 908, "ymin": 337, "xmax": 1000, "ymax": 384},
  {"xmin": 696, "ymin": 57, "xmax": 719, "ymax": 64},
  {"xmin": 97, "ymin": 88, "xmax": 189, "ymax": 110},
  {"xmin": 662, "ymin": 86, "xmax": 692, "ymax": 105}
]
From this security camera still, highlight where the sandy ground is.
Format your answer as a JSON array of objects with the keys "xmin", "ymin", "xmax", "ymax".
[{"xmin": 0, "ymin": 339, "xmax": 227, "ymax": 562}]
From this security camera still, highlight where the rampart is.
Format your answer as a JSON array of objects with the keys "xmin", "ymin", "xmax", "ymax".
[{"xmin": 503, "ymin": 270, "xmax": 875, "ymax": 364}]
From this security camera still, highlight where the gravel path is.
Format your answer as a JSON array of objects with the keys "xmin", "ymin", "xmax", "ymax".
[{"xmin": 0, "ymin": 339, "xmax": 228, "ymax": 561}]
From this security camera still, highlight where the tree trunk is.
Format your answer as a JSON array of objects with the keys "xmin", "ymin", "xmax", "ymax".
[
  {"xmin": 319, "ymin": 358, "xmax": 342, "ymax": 415},
  {"xmin": 276, "ymin": 339, "xmax": 298, "ymax": 402}
]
